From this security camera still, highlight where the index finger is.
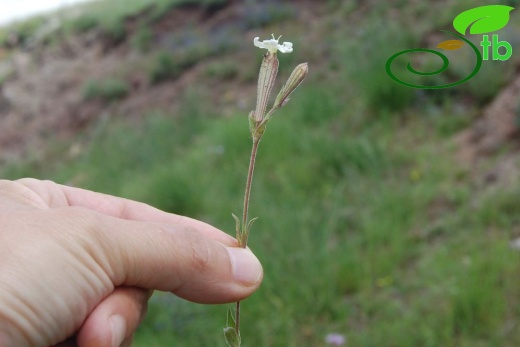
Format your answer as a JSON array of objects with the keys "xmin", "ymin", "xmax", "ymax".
[{"xmin": 16, "ymin": 178, "xmax": 237, "ymax": 246}]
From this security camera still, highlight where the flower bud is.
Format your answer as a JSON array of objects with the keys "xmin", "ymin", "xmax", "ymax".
[{"xmin": 274, "ymin": 62, "xmax": 308, "ymax": 109}]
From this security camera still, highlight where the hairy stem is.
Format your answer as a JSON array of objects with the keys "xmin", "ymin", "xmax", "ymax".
[
  {"xmin": 235, "ymin": 137, "xmax": 260, "ymax": 337},
  {"xmin": 235, "ymin": 301, "xmax": 241, "ymax": 337},
  {"xmin": 241, "ymin": 138, "xmax": 260, "ymax": 246}
]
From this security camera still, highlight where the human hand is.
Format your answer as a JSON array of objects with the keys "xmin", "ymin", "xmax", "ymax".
[{"xmin": 0, "ymin": 179, "xmax": 263, "ymax": 347}]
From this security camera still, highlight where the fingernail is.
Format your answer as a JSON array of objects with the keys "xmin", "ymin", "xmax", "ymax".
[
  {"xmin": 226, "ymin": 248, "xmax": 263, "ymax": 286},
  {"xmin": 109, "ymin": 315, "xmax": 126, "ymax": 347}
]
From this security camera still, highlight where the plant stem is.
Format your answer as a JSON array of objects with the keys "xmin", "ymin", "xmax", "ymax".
[
  {"xmin": 235, "ymin": 301, "xmax": 241, "ymax": 337},
  {"xmin": 235, "ymin": 137, "xmax": 260, "ymax": 337},
  {"xmin": 241, "ymin": 138, "xmax": 260, "ymax": 245}
]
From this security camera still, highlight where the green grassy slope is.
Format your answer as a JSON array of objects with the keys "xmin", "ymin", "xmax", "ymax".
[{"xmin": 2, "ymin": 0, "xmax": 520, "ymax": 346}]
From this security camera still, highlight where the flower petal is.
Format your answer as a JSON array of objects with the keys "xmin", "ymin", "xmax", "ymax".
[
  {"xmin": 253, "ymin": 37, "xmax": 264, "ymax": 49},
  {"xmin": 254, "ymin": 35, "xmax": 293, "ymax": 54},
  {"xmin": 278, "ymin": 42, "xmax": 293, "ymax": 53}
]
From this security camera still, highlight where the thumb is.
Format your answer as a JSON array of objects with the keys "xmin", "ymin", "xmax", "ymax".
[{"xmin": 92, "ymin": 213, "xmax": 263, "ymax": 303}]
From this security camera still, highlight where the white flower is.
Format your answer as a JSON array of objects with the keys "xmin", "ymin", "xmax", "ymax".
[{"xmin": 254, "ymin": 34, "xmax": 293, "ymax": 53}]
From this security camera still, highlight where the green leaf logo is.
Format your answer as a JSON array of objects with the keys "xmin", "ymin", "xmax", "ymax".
[{"xmin": 453, "ymin": 5, "xmax": 515, "ymax": 35}]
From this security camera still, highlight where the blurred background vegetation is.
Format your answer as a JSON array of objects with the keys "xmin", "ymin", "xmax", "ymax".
[{"xmin": 1, "ymin": 0, "xmax": 520, "ymax": 346}]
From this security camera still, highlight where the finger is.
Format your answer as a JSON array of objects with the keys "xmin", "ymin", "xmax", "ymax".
[
  {"xmin": 76, "ymin": 287, "xmax": 150, "ymax": 347},
  {"xmin": 15, "ymin": 178, "xmax": 236, "ymax": 246},
  {"xmin": 0, "ymin": 179, "xmax": 49, "ymax": 210},
  {"xmin": 50, "ymin": 337, "xmax": 77, "ymax": 347},
  {"xmin": 91, "ymin": 214, "xmax": 263, "ymax": 303}
]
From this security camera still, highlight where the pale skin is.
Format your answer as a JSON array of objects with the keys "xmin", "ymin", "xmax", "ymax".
[{"xmin": 0, "ymin": 179, "xmax": 263, "ymax": 347}]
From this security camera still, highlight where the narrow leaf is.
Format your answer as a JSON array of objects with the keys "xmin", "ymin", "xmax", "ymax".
[
  {"xmin": 436, "ymin": 39, "xmax": 464, "ymax": 50},
  {"xmin": 226, "ymin": 307, "xmax": 236, "ymax": 328},
  {"xmin": 246, "ymin": 217, "xmax": 259, "ymax": 232},
  {"xmin": 232, "ymin": 213, "xmax": 241, "ymax": 236},
  {"xmin": 453, "ymin": 5, "xmax": 514, "ymax": 35}
]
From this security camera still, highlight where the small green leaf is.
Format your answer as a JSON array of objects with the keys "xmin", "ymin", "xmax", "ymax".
[
  {"xmin": 232, "ymin": 213, "xmax": 241, "ymax": 237},
  {"xmin": 453, "ymin": 5, "xmax": 514, "ymax": 35},
  {"xmin": 436, "ymin": 39, "xmax": 464, "ymax": 50},
  {"xmin": 224, "ymin": 327, "xmax": 241, "ymax": 347},
  {"xmin": 226, "ymin": 307, "xmax": 236, "ymax": 328},
  {"xmin": 248, "ymin": 111, "xmax": 255, "ymax": 135},
  {"xmin": 246, "ymin": 217, "xmax": 259, "ymax": 232}
]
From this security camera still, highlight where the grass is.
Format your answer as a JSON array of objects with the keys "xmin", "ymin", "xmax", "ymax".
[
  {"xmin": 63, "ymin": 0, "xmax": 178, "ymax": 35},
  {"xmin": 339, "ymin": 17, "xmax": 419, "ymax": 111},
  {"xmin": 2, "ymin": 0, "xmax": 520, "ymax": 346},
  {"xmin": 148, "ymin": 33, "xmax": 234, "ymax": 84},
  {"xmin": 131, "ymin": 25, "xmax": 154, "ymax": 52},
  {"xmin": 82, "ymin": 78, "xmax": 130, "ymax": 102},
  {"xmin": 6, "ymin": 81, "xmax": 520, "ymax": 346},
  {"xmin": 205, "ymin": 61, "xmax": 239, "ymax": 80},
  {"xmin": 0, "ymin": 0, "xmax": 228, "ymax": 47},
  {"xmin": 0, "ymin": 16, "xmax": 46, "ymax": 47},
  {"xmin": 148, "ymin": 51, "xmax": 182, "ymax": 83}
]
